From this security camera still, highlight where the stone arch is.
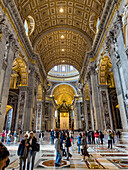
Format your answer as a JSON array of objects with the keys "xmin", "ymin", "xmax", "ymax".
[
  {"xmin": 99, "ymin": 56, "xmax": 114, "ymax": 87},
  {"xmin": 51, "ymin": 83, "xmax": 77, "ymax": 96},
  {"xmin": 12, "ymin": 57, "xmax": 28, "ymax": 86}
]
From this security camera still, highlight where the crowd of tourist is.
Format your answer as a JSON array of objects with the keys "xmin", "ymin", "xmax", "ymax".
[{"xmin": 0, "ymin": 129, "xmax": 121, "ymax": 169}]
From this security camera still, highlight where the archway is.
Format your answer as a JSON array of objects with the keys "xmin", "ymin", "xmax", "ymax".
[
  {"xmin": 4, "ymin": 105, "xmax": 13, "ymax": 131},
  {"xmin": 99, "ymin": 56, "xmax": 122, "ymax": 130},
  {"xmin": 52, "ymin": 84, "xmax": 76, "ymax": 130}
]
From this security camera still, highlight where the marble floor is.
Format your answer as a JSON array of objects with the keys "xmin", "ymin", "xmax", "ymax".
[{"xmin": 5, "ymin": 132, "xmax": 128, "ymax": 170}]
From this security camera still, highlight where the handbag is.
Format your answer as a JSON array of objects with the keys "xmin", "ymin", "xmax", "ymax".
[{"xmin": 35, "ymin": 143, "xmax": 40, "ymax": 152}]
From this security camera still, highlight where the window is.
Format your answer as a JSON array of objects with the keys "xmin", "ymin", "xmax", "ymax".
[
  {"xmin": 24, "ymin": 15, "xmax": 35, "ymax": 36},
  {"xmin": 62, "ymin": 66, "xmax": 66, "ymax": 72},
  {"xmin": 96, "ymin": 18, "xmax": 100, "ymax": 33},
  {"xmin": 54, "ymin": 66, "xmax": 57, "ymax": 71},
  {"xmin": 70, "ymin": 65, "xmax": 73, "ymax": 71},
  {"xmin": 24, "ymin": 20, "xmax": 28, "ymax": 36}
]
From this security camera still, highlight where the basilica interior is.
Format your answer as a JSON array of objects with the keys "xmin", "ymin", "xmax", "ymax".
[
  {"xmin": 0, "ymin": 0, "xmax": 128, "ymax": 134},
  {"xmin": 2, "ymin": 0, "xmax": 128, "ymax": 169}
]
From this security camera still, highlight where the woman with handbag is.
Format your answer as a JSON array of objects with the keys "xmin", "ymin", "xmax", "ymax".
[{"xmin": 27, "ymin": 131, "xmax": 37, "ymax": 170}]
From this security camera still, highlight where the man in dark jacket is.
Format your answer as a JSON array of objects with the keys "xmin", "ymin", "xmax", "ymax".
[
  {"xmin": 18, "ymin": 134, "xmax": 29, "ymax": 170},
  {"xmin": 27, "ymin": 132, "xmax": 37, "ymax": 170}
]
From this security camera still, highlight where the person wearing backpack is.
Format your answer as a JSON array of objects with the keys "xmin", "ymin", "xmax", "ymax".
[
  {"xmin": 18, "ymin": 134, "xmax": 29, "ymax": 170},
  {"xmin": 108, "ymin": 131, "xmax": 112, "ymax": 149}
]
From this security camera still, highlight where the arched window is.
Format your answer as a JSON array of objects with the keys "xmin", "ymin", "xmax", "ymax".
[
  {"xmin": 24, "ymin": 15, "xmax": 35, "ymax": 36},
  {"xmin": 96, "ymin": 18, "xmax": 100, "ymax": 33}
]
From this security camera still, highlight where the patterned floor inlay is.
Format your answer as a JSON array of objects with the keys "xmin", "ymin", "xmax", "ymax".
[
  {"xmin": 101, "ymin": 154, "xmax": 128, "ymax": 157},
  {"xmin": 85, "ymin": 158, "xmax": 106, "ymax": 169},
  {"xmin": 108, "ymin": 159, "xmax": 128, "ymax": 169},
  {"xmin": 7, "ymin": 159, "xmax": 19, "ymax": 169}
]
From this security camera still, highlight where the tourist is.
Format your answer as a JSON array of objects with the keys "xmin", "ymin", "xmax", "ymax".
[
  {"xmin": 50, "ymin": 129, "xmax": 54, "ymax": 144},
  {"xmin": 55, "ymin": 133, "xmax": 62, "ymax": 167},
  {"xmin": 87, "ymin": 129, "xmax": 91, "ymax": 144},
  {"xmin": 91, "ymin": 131, "xmax": 95, "ymax": 144},
  {"xmin": 111, "ymin": 130, "xmax": 115, "ymax": 144},
  {"xmin": 108, "ymin": 130, "xmax": 112, "ymax": 149},
  {"xmin": 27, "ymin": 131, "xmax": 37, "ymax": 170},
  {"xmin": 65, "ymin": 132, "xmax": 72, "ymax": 161},
  {"xmin": 18, "ymin": 134, "xmax": 29, "ymax": 170},
  {"xmin": 99, "ymin": 131, "xmax": 104, "ymax": 144},
  {"xmin": 0, "ymin": 142, "xmax": 10, "ymax": 170},
  {"xmin": 7, "ymin": 130, "xmax": 11, "ymax": 145},
  {"xmin": 77, "ymin": 133, "xmax": 82, "ymax": 154},
  {"xmin": 14, "ymin": 131, "xmax": 17, "ymax": 144},
  {"xmin": 1, "ymin": 131, "xmax": 5, "ymax": 143},
  {"xmin": 94, "ymin": 130, "xmax": 99, "ymax": 145},
  {"xmin": 81, "ymin": 132, "xmax": 90, "ymax": 161}
]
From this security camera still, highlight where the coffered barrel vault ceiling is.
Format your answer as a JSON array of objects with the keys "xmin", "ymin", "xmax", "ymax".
[
  {"xmin": 35, "ymin": 30, "xmax": 90, "ymax": 73},
  {"xmin": 53, "ymin": 84, "xmax": 76, "ymax": 105},
  {"xmin": 14, "ymin": 0, "xmax": 106, "ymax": 73}
]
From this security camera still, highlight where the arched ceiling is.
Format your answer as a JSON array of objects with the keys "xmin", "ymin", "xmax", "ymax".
[
  {"xmin": 12, "ymin": 58, "xmax": 28, "ymax": 86},
  {"xmin": 35, "ymin": 30, "xmax": 90, "ymax": 73},
  {"xmin": 14, "ymin": 0, "xmax": 106, "ymax": 73},
  {"xmin": 53, "ymin": 84, "xmax": 75, "ymax": 105}
]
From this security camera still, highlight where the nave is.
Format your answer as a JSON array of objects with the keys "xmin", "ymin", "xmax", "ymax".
[{"xmin": 5, "ymin": 132, "xmax": 128, "ymax": 170}]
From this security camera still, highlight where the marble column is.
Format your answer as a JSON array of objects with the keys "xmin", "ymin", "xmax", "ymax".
[
  {"xmin": 15, "ymin": 86, "xmax": 28, "ymax": 131},
  {"xmin": 106, "ymin": 36, "xmax": 128, "ymax": 131},
  {"xmin": 83, "ymin": 87, "xmax": 89, "ymax": 130},
  {"xmin": 75, "ymin": 101, "xmax": 82, "ymax": 129},
  {"xmin": 99, "ymin": 85, "xmax": 113, "ymax": 130},
  {"xmin": 0, "ymin": 35, "xmax": 17, "ymax": 132},
  {"xmin": 36, "ymin": 101, "xmax": 42, "ymax": 132},
  {"xmin": 87, "ymin": 73, "xmax": 95, "ymax": 130},
  {"xmin": 41, "ymin": 88, "xmax": 45, "ymax": 131},
  {"xmin": 90, "ymin": 64, "xmax": 102, "ymax": 130},
  {"xmin": 25, "ymin": 64, "xmax": 35, "ymax": 131},
  {"xmin": 113, "ymin": 13, "xmax": 128, "ymax": 93}
]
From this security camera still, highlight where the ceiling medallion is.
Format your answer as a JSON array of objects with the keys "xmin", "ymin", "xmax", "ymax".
[
  {"xmin": 61, "ymin": 35, "xmax": 64, "ymax": 39},
  {"xmin": 59, "ymin": 8, "xmax": 64, "ymax": 13}
]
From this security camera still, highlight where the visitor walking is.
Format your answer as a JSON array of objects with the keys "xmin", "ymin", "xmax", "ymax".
[
  {"xmin": 27, "ymin": 131, "xmax": 37, "ymax": 170},
  {"xmin": 99, "ymin": 131, "xmax": 104, "ymax": 144},
  {"xmin": 55, "ymin": 133, "xmax": 62, "ymax": 167},
  {"xmin": 18, "ymin": 134, "xmax": 29, "ymax": 170},
  {"xmin": 81, "ymin": 132, "xmax": 90, "ymax": 161},
  {"xmin": 1, "ymin": 131, "xmax": 5, "ymax": 143},
  {"xmin": 65, "ymin": 132, "xmax": 72, "ymax": 161},
  {"xmin": 91, "ymin": 131, "xmax": 95, "ymax": 144},
  {"xmin": 77, "ymin": 133, "xmax": 82, "ymax": 154},
  {"xmin": 50, "ymin": 129, "xmax": 54, "ymax": 144},
  {"xmin": 14, "ymin": 131, "xmax": 17, "ymax": 144},
  {"xmin": 94, "ymin": 130, "xmax": 99, "ymax": 145},
  {"xmin": 7, "ymin": 131, "xmax": 11, "ymax": 145},
  {"xmin": 108, "ymin": 130, "xmax": 112, "ymax": 149}
]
